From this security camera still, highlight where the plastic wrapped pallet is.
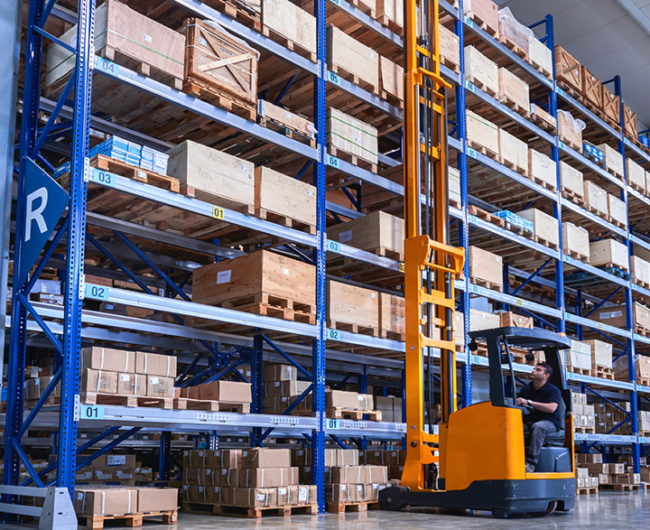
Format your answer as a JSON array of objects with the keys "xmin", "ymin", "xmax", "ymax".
[
  {"xmin": 327, "ymin": 108, "xmax": 378, "ymax": 165},
  {"xmin": 557, "ymin": 110, "xmax": 585, "ymax": 150},
  {"xmin": 499, "ymin": 129, "xmax": 528, "ymax": 174},
  {"xmin": 498, "ymin": 8, "xmax": 532, "ymax": 55},
  {"xmin": 607, "ymin": 193, "xmax": 627, "ymax": 227},
  {"xmin": 597, "ymin": 143, "xmax": 624, "ymax": 179},
  {"xmin": 562, "ymin": 223, "xmax": 589, "ymax": 261},
  {"xmin": 464, "ymin": 46, "xmax": 498, "ymax": 95},
  {"xmin": 528, "ymin": 149, "xmax": 556, "ymax": 189},
  {"xmin": 626, "ymin": 158, "xmax": 646, "ymax": 192},
  {"xmin": 498, "ymin": 67, "xmax": 529, "ymax": 111},
  {"xmin": 631, "ymin": 256, "xmax": 650, "ymax": 287},
  {"xmin": 567, "ymin": 340, "xmax": 592, "ymax": 372},
  {"xmin": 466, "ymin": 110, "xmax": 499, "ymax": 156},
  {"xmin": 560, "ymin": 162, "xmax": 583, "ymax": 201},
  {"xmin": 589, "ymin": 239, "xmax": 628, "ymax": 271},
  {"xmin": 517, "ymin": 208, "xmax": 558, "ymax": 248},
  {"xmin": 583, "ymin": 180, "xmax": 608, "ymax": 218},
  {"xmin": 584, "ymin": 340, "xmax": 612, "ymax": 370}
]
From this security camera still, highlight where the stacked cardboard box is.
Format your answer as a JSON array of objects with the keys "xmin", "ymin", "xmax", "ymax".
[
  {"xmin": 177, "ymin": 380, "xmax": 252, "ymax": 409},
  {"xmin": 364, "ymin": 449, "xmax": 405, "ymax": 481},
  {"xmin": 375, "ymin": 396, "xmax": 403, "ymax": 423},
  {"xmin": 74, "ymin": 486, "xmax": 178, "ymax": 516},
  {"xmin": 613, "ymin": 353, "xmax": 650, "ymax": 384},
  {"xmin": 594, "ymin": 401, "xmax": 632, "ymax": 435},
  {"xmin": 639, "ymin": 410, "xmax": 650, "ymax": 434},
  {"xmin": 263, "ymin": 364, "xmax": 310, "ymax": 414},
  {"xmin": 48, "ymin": 454, "xmax": 138, "ymax": 486},
  {"xmin": 571, "ymin": 392, "xmax": 595, "ymax": 432},
  {"xmin": 575, "ymin": 466, "xmax": 599, "ymax": 491}
]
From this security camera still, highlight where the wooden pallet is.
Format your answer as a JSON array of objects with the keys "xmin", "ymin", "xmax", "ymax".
[
  {"xmin": 532, "ymin": 234, "xmax": 560, "ymax": 251},
  {"xmin": 466, "ymin": 75, "xmax": 497, "ymax": 98},
  {"xmin": 261, "ymin": 26, "xmax": 317, "ymax": 62},
  {"xmin": 330, "ymin": 64, "xmax": 379, "ymax": 95},
  {"xmin": 576, "ymin": 487, "xmax": 598, "ymax": 496},
  {"xmin": 568, "ymin": 367, "xmax": 592, "ymax": 376},
  {"xmin": 325, "ymin": 408, "xmax": 382, "ymax": 421},
  {"xmin": 255, "ymin": 207, "xmax": 317, "ymax": 235},
  {"xmin": 585, "ymin": 205, "xmax": 609, "ymax": 220},
  {"xmin": 632, "ymin": 279, "xmax": 650, "ymax": 290},
  {"xmin": 600, "ymin": 483, "xmax": 639, "ymax": 491},
  {"xmin": 379, "ymin": 329, "xmax": 405, "ymax": 342},
  {"xmin": 563, "ymin": 249, "xmax": 589, "ymax": 263},
  {"xmin": 440, "ymin": 56, "xmax": 461, "ymax": 75},
  {"xmin": 469, "ymin": 276, "xmax": 502, "ymax": 292},
  {"xmin": 529, "ymin": 174, "xmax": 557, "ymax": 193},
  {"xmin": 449, "ymin": 198, "xmax": 462, "ymax": 210},
  {"xmin": 593, "ymin": 367, "xmax": 615, "ymax": 381},
  {"xmin": 529, "ymin": 58, "xmax": 552, "ymax": 80},
  {"xmin": 81, "ymin": 393, "xmax": 174, "ymax": 409},
  {"xmin": 78, "ymin": 509, "xmax": 178, "ymax": 530},
  {"xmin": 558, "ymin": 83, "xmax": 582, "ymax": 102},
  {"xmin": 102, "ymin": 47, "xmax": 183, "ymax": 91},
  {"xmin": 376, "ymin": 14, "xmax": 402, "ymax": 35},
  {"xmin": 212, "ymin": 503, "xmax": 319, "ymax": 518},
  {"xmin": 574, "ymin": 427, "xmax": 596, "ymax": 434},
  {"xmin": 499, "ymin": 155, "xmax": 528, "ymax": 177},
  {"xmin": 561, "ymin": 188, "xmax": 586, "ymax": 207},
  {"xmin": 184, "ymin": 77, "xmax": 256, "ymax": 121},
  {"xmin": 92, "ymin": 154, "xmax": 179, "ymax": 192},
  {"xmin": 629, "ymin": 181, "xmax": 647, "ymax": 195},
  {"xmin": 328, "ymin": 145, "xmax": 378, "ymax": 173},
  {"xmin": 202, "ymin": 0, "xmax": 261, "ymax": 32},
  {"xmin": 328, "ymin": 320, "xmax": 379, "ymax": 337},
  {"xmin": 499, "ymin": 36, "xmax": 529, "ymax": 62},
  {"xmin": 605, "ymin": 215, "xmax": 627, "ymax": 229},
  {"xmin": 174, "ymin": 398, "xmax": 250, "ymax": 413},
  {"xmin": 466, "ymin": 139, "xmax": 499, "ymax": 161},
  {"xmin": 467, "ymin": 205, "xmax": 505, "ymax": 228},
  {"xmin": 326, "ymin": 501, "xmax": 380, "ymax": 514},
  {"xmin": 562, "ymin": 136, "xmax": 582, "ymax": 152},
  {"xmin": 347, "ymin": 0, "xmax": 375, "ymax": 17},
  {"xmin": 257, "ymin": 116, "xmax": 316, "ymax": 148},
  {"xmin": 464, "ymin": 10, "xmax": 497, "ymax": 37}
]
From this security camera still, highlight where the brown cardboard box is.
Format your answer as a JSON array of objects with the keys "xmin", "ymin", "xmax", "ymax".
[
  {"xmin": 82, "ymin": 369, "xmax": 118, "ymax": 394},
  {"xmin": 82, "ymin": 347, "xmax": 135, "ymax": 373},
  {"xmin": 293, "ymin": 448, "xmax": 358, "ymax": 467},
  {"xmin": 469, "ymin": 245, "xmax": 503, "ymax": 291},
  {"xmin": 329, "ymin": 466, "xmax": 366, "ymax": 484},
  {"xmin": 135, "ymin": 352, "xmax": 177, "ymax": 377},
  {"xmin": 219, "ymin": 468, "xmax": 240, "ymax": 487},
  {"xmin": 576, "ymin": 453, "xmax": 603, "ymax": 464},
  {"xmin": 74, "ymin": 488, "xmax": 138, "ymax": 516},
  {"xmin": 277, "ymin": 486, "xmax": 290, "ymax": 506},
  {"xmin": 201, "ymin": 380, "xmax": 252, "ymax": 403},
  {"xmin": 117, "ymin": 373, "xmax": 147, "ymax": 396},
  {"xmin": 232, "ymin": 487, "xmax": 277, "ymax": 508},
  {"xmin": 93, "ymin": 469, "xmax": 115, "ymax": 481},
  {"xmin": 213, "ymin": 486, "xmax": 229, "ymax": 505},
  {"xmin": 367, "ymin": 466, "xmax": 388, "ymax": 483},
  {"xmin": 146, "ymin": 376, "xmax": 175, "ymax": 398},
  {"xmin": 213, "ymin": 449, "xmax": 242, "ymax": 469},
  {"xmin": 498, "ymin": 312, "xmax": 533, "ymax": 329},
  {"xmin": 242, "ymin": 467, "xmax": 298, "ymax": 487},
  {"xmin": 326, "ymin": 390, "xmax": 373, "ymax": 411},
  {"xmin": 136, "ymin": 487, "xmax": 178, "ymax": 512},
  {"xmin": 242, "ymin": 448, "xmax": 292, "ymax": 469},
  {"xmin": 106, "ymin": 455, "xmax": 137, "ymax": 468},
  {"xmin": 326, "ymin": 484, "xmax": 356, "ymax": 503},
  {"xmin": 263, "ymin": 364, "xmax": 297, "ymax": 381},
  {"xmin": 188, "ymin": 485, "xmax": 213, "ymax": 504}
]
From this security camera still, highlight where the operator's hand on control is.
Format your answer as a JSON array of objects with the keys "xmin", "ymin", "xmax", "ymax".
[{"xmin": 516, "ymin": 397, "xmax": 528, "ymax": 407}]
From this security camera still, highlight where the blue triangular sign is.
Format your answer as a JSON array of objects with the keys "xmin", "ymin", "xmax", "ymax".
[{"xmin": 17, "ymin": 158, "xmax": 70, "ymax": 288}]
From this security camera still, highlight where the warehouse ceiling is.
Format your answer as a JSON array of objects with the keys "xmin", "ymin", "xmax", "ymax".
[{"xmin": 495, "ymin": 0, "xmax": 650, "ymax": 130}]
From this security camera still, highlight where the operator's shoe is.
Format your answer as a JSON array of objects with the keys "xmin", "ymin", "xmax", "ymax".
[{"xmin": 525, "ymin": 463, "xmax": 535, "ymax": 473}]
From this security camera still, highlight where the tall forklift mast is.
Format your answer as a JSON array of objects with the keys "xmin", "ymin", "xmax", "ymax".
[{"xmin": 401, "ymin": 0, "xmax": 465, "ymax": 491}]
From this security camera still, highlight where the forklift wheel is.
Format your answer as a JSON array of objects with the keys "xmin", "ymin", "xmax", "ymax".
[
  {"xmin": 491, "ymin": 509, "xmax": 509, "ymax": 519},
  {"xmin": 528, "ymin": 501, "xmax": 557, "ymax": 517}
]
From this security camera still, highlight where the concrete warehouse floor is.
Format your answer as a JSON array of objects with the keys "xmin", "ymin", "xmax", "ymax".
[{"xmin": 133, "ymin": 492, "xmax": 648, "ymax": 530}]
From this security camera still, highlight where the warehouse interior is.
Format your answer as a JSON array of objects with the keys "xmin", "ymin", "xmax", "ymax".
[{"xmin": 2, "ymin": 0, "xmax": 650, "ymax": 528}]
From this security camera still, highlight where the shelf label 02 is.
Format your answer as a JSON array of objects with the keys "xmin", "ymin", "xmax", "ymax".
[
  {"xmin": 326, "ymin": 328, "xmax": 342, "ymax": 341},
  {"xmin": 81, "ymin": 405, "xmax": 104, "ymax": 420},
  {"xmin": 212, "ymin": 206, "xmax": 225, "ymax": 220},
  {"xmin": 326, "ymin": 419, "xmax": 340, "ymax": 430},
  {"xmin": 556, "ymin": 86, "xmax": 565, "ymax": 96},
  {"xmin": 95, "ymin": 57, "xmax": 120, "ymax": 76},
  {"xmin": 85, "ymin": 284, "xmax": 110, "ymax": 301},
  {"xmin": 92, "ymin": 168, "xmax": 116, "ymax": 187},
  {"xmin": 327, "ymin": 71, "xmax": 341, "ymax": 86}
]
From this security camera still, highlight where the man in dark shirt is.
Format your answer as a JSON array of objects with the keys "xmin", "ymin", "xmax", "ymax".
[{"xmin": 516, "ymin": 363, "xmax": 563, "ymax": 473}]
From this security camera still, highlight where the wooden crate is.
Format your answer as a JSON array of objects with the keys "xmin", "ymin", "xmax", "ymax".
[
  {"xmin": 601, "ymin": 87, "xmax": 620, "ymax": 125},
  {"xmin": 631, "ymin": 256, "xmax": 650, "ymax": 288},
  {"xmin": 327, "ymin": 25, "xmax": 379, "ymax": 93},
  {"xmin": 376, "ymin": 0, "xmax": 403, "ymax": 32},
  {"xmin": 623, "ymin": 103, "xmax": 638, "ymax": 140},
  {"xmin": 439, "ymin": 23, "xmax": 460, "ymax": 73},
  {"xmin": 466, "ymin": 110, "xmax": 499, "ymax": 158},
  {"xmin": 327, "ymin": 108, "xmax": 378, "ymax": 166},
  {"xmin": 379, "ymin": 293, "xmax": 404, "ymax": 339},
  {"xmin": 167, "ymin": 140, "xmax": 254, "ymax": 211},
  {"xmin": 469, "ymin": 246, "xmax": 502, "ymax": 291},
  {"xmin": 326, "ymin": 211, "xmax": 404, "ymax": 260},
  {"xmin": 517, "ymin": 208, "xmax": 558, "ymax": 249},
  {"xmin": 597, "ymin": 143, "xmax": 624, "ymax": 179},
  {"xmin": 464, "ymin": 46, "xmax": 498, "ymax": 96},
  {"xmin": 529, "ymin": 149, "xmax": 557, "ymax": 191},
  {"xmin": 554, "ymin": 46, "xmax": 582, "ymax": 94},
  {"xmin": 261, "ymin": 0, "xmax": 316, "ymax": 60},
  {"xmin": 469, "ymin": 308, "xmax": 500, "ymax": 332},
  {"xmin": 498, "ymin": 68, "xmax": 529, "ymax": 115},
  {"xmin": 182, "ymin": 18, "xmax": 258, "ymax": 116},
  {"xmin": 257, "ymin": 99, "xmax": 316, "ymax": 143},
  {"xmin": 530, "ymin": 103, "xmax": 556, "ymax": 131},
  {"xmin": 583, "ymin": 180, "xmax": 608, "ymax": 218},
  {"xmin": 463, "ymin": 0, "xmax": 499, "ymax": 37},
  {"xmin": 581, "ymin": 66, "xmax": 602, "ymax": 110},
  {"xmin": 498, "ymin": 11, "xmax": 530, "ymax": 58},
  {"xmin": 254, "ymin": 166, "xmax": 317, "ymax": 232},
  {"xmin": 558, "ymin": 110, "xmax": 583, "ymax": 151},
  {"xmin": 560, "ymin": 161, "xmax": 584, "ymax": 202},
  {"xmin": 46, "ymin": 0, "xmax": 185, "ymax": 92},
  {"xmin": 379, "ymin": 56, "xmax": 403, "ymax": 105},
  {"xmin": 608, "ymin": 194, "xmax": 627, "ymax": 228},
  {"xmin": 192, "ymin": 251, "xmax": 316, "ymax": 318},
  {"xmin": 626, "ymin": 158, "xmax": 646, "ymax": 193},
  {"xmin": 528, "ymin": 38, "xmax": 552, "ymax": 79},
  {"xmin": 499, "ymin": 312, "xmax": 533, "ymax": 329},
  {"xmin": 499, "ymin": 129, "xmax": 528, "ymax": 175},
  {"xmin": 589, "ymin": 239, "xmax": 628, "ymax": 271},
  {"xmin": 562, "ymin": 222, "xmax": 589, "ymax": 261},
  {"xmin": 584, "ymin": 340, "xmax": 612, "ymax": 370},
  {"xmin": 328, "ymin": 281, "xmax": 379, "ymax": 332}
]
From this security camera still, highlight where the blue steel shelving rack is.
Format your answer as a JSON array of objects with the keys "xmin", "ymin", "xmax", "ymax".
[{"xmin": 4, "ymin": 0, "xmax": 650, "ymax": 510}]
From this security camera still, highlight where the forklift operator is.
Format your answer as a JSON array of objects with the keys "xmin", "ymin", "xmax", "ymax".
[{"xmin": 516, "ymin": 363, "xmax": 563, "ymax": 473}]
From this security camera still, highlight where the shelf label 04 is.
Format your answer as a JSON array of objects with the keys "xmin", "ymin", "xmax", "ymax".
[
  {"xmin": 326, "ymin": 418, "xmax": 341, "ymax": 430},
  {"xmin": 95, "ymin": 57, "xmax": 120, "ymax": 76},
  {"xmin": 326, "ymin": 328, "xmax": 342, "ymax": 341},
  {"xmin": 325, "ymin": 239, "xmax": 341, "ymax": 253},
  {"xmin": 81, "ymin": 405, "xmax": 105, "ymax": 420},
  {"xmin": 212, "ymin": 206, "xmax": 225, "ymax": 220},
  {"xmin": 85, "ymin": 283, "xmax": 110, "ymax": 301},
  {"xmin": 326, "ymin": 154, "xmax": 341, "ymax": 168},
  {"xmin": 92, "ymin": 168, "xmax": 116, "ymax": 187},
  {"xmin": 327, "ymin": 71, "xmax": 341, "ymax": 86}
]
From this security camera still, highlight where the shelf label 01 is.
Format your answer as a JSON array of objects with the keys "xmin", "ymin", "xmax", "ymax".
[
  {"xmin": 465, "ymin": 81, "xmax": 476, "ymax": 93},
  {"xmin": 326, "ymin": 418, "xmax": 340, "ymax": 430},
  {"xmin": 92, "ymin": 168, "xmax": 116, "ymax": 187},
  {"xmin": 398, "ymin": 262, "xmax": 405, "ymax": 273},
  {"xmin": 326, "ymin": 328, "xmax": 342, "ymax": 341},
  {"xmin": 212, "ymin": 206, "xmax": 225, "ymax": 220},
  {"xmin": 95, "ymin": 57, "xmax": 119, "ymax": 76},
  {"xmin": 467, "ymin": 147, "xmax": 477, "ymax": 159},
  {"xmin": 325, "ymin": 239, "xmax": 341, "ymax": 253},
  {"xmin": 85, "ymin": 284, "xmax": 110, "ymax": 301},
  {"xmin": 326, "ymin": 154, "xmax": 341, "ymax": 168},
  {"xmin": 464, "ymin": 16, "xmax": 474, "ymax": 28},
  {"xmin": 327, "ymin": 71, "xmax": 341, "ymax": 86},
  {"xmin": 81, "ymin": 405, "xmax": 104, "ymax": 420}
]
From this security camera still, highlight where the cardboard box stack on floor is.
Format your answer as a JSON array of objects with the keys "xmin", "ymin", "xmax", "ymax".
[
  {"xmin": 74, "ymin": 486, "xmax": 178, "ymax": 517},
  {"xmin": 619, "ymin": 455, "xmax": 650, "ymax": 484},
  {"xmin": 571, "ymin": 392, "xmax": 595, "ymax": 432},
  {"xmin": 576, "ymin": 452, "xmax": 640, "ymax": 488},
  {"xmin": 263, "ymin": 363, "xmax": 311, "ymax": 414},
  {"xmin": 183, "ymin": 448, "xmax": 316, "ymax": 508},
  {"xmin": 362, "ymin": 449, "xmax": 405, "ymax": 482}
]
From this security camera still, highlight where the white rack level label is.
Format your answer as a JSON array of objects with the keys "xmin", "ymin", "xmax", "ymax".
[
  {"xmin": 325, "ymin": 239, "xmax": 341, "ymax": 253},
  {"xmin": 92, "ymin": 168, "xmax": 116, "ymax": 187},
  {"xmin": 326, "ymin": 328, "xmax": 342, "ymax": 341},
  {"xmin": 465, "ymin": 81, "xmax": 476, "ymax": 93},
  {"xmin": 81, "ymin": 405, "xmax": 105, "ymax": 420},
  {"xmin": 326, "ymin": 419, "xmax": 340, "ymax": 429},
  {"xmin": 326, "ymin": 154, "xmax": 341, "ymax": 168},
  {"xmin": 327, "ymin": 71, "xmax": 341, "ymax": 85},
  {"xmin": 95, "ymin": 57, "xmax": 119, "ymax": 76},
  {"xmin": 85, "ymin": 284, "xmax": 110, "ymax": 301}
]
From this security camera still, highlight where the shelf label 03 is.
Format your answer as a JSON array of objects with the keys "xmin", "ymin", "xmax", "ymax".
[
  {"xmin": 212, "ymin": 206, "xmax": 225, "ymax": 220},
  {"xmin": 92, "ymin": 168, "xmax": 116, "ymax": 187},
  {"xmin": 327, "ymin": 71, "xmax": 341, "ymax": 86},
  {"xmin": 326, "ymin": 328, "xmax": 342, "ymax": 341},
  {"xmin": 326, "ymin": 154, "xmax": 341, "ymax": 168},
  {"xmin": 81, "ymin": 405, "xmax": 104, "ymax": 420},
  {"xmin": 95, "ymin": 57, "xmax": 119, "ymax": 76},
  {"xmin": 325, "ymin": 239, "xmax": 341, "ymax": 253},
  {"xmin": 326, "ymin": 419, "xmax": 340, "ymax": 430},
  {"xmin": 85, "ymin": 284, "xmax": 110, "ymax": 301}
]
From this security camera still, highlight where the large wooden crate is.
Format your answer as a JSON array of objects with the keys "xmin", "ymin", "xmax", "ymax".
[
  {"xmin": 327, "ymin": 108, "xmax": 378, "ymax": 166},
  {"xmin": 464, "ymin": 46, "xmax": 498, "ymax": 96},
  {"xmin": 607, "ymin": 193, "xmax": 627, "ymax": 228},
  {"xmin": 261, "ymin": 0, "xmax": 316, "ymax": 60},
  {"xmin": 46, "ymin": 0, "xmax": 185, "ymax": 92},
  {"xmin": 581, "ymin": 66, "xmax": 602, "ymax": 110},
  {"xmin": 560, "ymin": 161, "xmax": 583, "ymax": 202},
  {"xmin": 498, "ymin": 68, "xmax": 529, "ymax": 114},
  {"xmin": 167, "ymin": 140, "xmax": 254, "ymax": 211},
  {"xmin": 327, "ymin": 25, "xmax": 379, "ymax": 93},
  {"xmin": 583, "ymin": 180, "xmax": 608, "ymax": 218},
  {"xmin": 626, "ymin": 158, "xmax": 646, "ymax": 193},
  {"xmin": 466, "ymin": 110, "xmax": 499, "ymax": 158},
  {"xmin": 529, "ymin": 149, "xmax": 557, "ymax": 191},
  {"xmin": 623, "ymin": 103, "xmax": 638, "ymax": 140},
  {"xmin": 589, "ymin": 239, "xmax": 628, "ymax": 271},
  {"xmin": 517, "ymin": 208, "xmax": 558, "ymax": 249},
  {"xmin": 631, "ymin": 256, "xmax": 650, "ymax": 287},
  {"xmin": 376, "ymin": 0, "xmax": 403, "ymax": 32},
  {"xmin": 327, "ymin": 281, "xmax": 379, "ymax": 332},
  {"xmin": 326, "ymin": 211, "xmax": 404, "ymax": 260},
  {"xmin": 439, "ymin": 23, "xmax": 460, "ymax": 72},
  {"xmin": 557, "ymin": 110, "xmax": 583, "ymax": 151},
  {"xmin": 499, "ymin": 129, "xmax": 528, "ymax": 175},
  {"xmin": 254, "ymin": 166, "xmax": 316, "ymax": 232},
  {"xmin": 379, "ymin": 56, "xmax": 403, "ymax": 105},
  {"xmin": 562, "ymin": 222, "xmax": 589, "ymax": 261},
  {"xmin": 449, "ymin": 166, "xmax": 461, "ymax": 207},
  {"xmin": 554, "ymin": 46, "xmax": 582, "ymax": 94},
  {"xmin": 379, "ymin": 293, "xmax": 404, "ymax": 339},
  {"xmin": 528, "ymin": 38, "xmax": 552, "ymax": 79},
  {"xmin": 601, "ymin": 86, "xmax": 620, "ymax": 125},
  {"xmin": 597, "ymin": 143, "xmax": 624, "ymax": 179},
  {"xmin": 469, "ymin": 246, "xmax": 502, "ymax": 291},
  {"xmin": 463, "ymin": 0, "xmax": 499, "ymax": 37},
  {"xmin": 257, "ymin": 99, "xmax": 316, "ymax": 143},
  {"xmin": 182, "ymin": 18, "xmax": 258, "ymax": 115},
  {"xmin": 192, "ymin": 251, "xmax": 316, "ymax": 319}
]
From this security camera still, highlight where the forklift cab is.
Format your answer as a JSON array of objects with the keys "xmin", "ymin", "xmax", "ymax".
[{"xmin": 468, "ymin": 327, "xmax": 573, "ymax": 473}]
